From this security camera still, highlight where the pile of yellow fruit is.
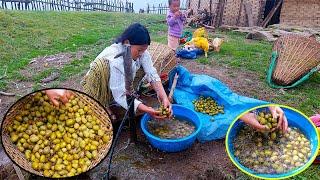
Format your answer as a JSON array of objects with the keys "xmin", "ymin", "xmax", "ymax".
[
  {"xmin": 192, "ymin": 96, "xmax": 224, "ymax": 116},
  {"xmin": 6, "ymin": 91, "xmax": 112, "ymax": 178}
]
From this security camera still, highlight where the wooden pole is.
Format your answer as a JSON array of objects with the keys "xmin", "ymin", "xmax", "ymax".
[
  {"xmin": 244, "ymin": 2, "xmax": 253, "ymax": 27},
  {"xmin": 236, "ymin": 0, "xmax": 244, "ymax": 26},
  {"xmin": 31, "ymin": 0, "xmax": 34, "ymax": 10},
  {"xmin": 261, "ymin": 0, "xmax": 283, "ymax": 27},
  {"xmin": 17, "ymin": 1, "xmax": 20, "ymax": 10},
  {"xmin": 258, "ymin": 0, "xmax": 267, "ymax": 26},
  {"xmin": 168, "ymin": 73, "xmax": 179, "ymax": 103}
]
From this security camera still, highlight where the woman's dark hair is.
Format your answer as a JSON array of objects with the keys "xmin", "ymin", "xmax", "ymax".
[{"xmin": 115, "ymin": 23, "xmax": 151, "ymax": 45}]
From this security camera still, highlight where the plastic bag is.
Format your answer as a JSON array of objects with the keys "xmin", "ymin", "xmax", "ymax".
[{"xmin": 168, "ymin": 66, "xmax": 269, "ymax": 142}]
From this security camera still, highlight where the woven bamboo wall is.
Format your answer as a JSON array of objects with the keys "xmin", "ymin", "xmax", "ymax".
[
  {"xmin": 280, "ymin": 0, "xmax": 320, "ymax": 27},
  {"xmin": 188, "ymin": 0, "xmax": 266, "ymax": 27},
  {"xmin": 189, "ymin": 0, "xmax": 218, "ymax": 13}
]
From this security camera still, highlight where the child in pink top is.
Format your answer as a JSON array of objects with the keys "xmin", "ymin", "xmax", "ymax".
[{"xmin": 167, "ymin": 0, "xmax": 187, "ymax": 50}]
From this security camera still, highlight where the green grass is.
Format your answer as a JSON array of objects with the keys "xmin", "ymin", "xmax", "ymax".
[
  {"xmin": 0, "ymin": 10, "xmax": 167, "ymax": 90},
  {"xmin": 198, "ymin": 30, "xmax": 319, "ymax": 115},
  {"xmin": 212, "ymin": 31, "xmax": 272, "ymax": 72}
]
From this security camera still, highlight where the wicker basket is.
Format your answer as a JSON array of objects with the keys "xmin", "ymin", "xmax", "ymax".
[
  {"xmin": 1, "ymin": 90, "xmax": 113, "ymax": 177},
  {"xmin": 271, "ymin": 35, "xmax": 320, "ymax": 86},
  {"xmin": 135, "ymin": 42, "xmax": 177, "ymax": 93},
  {"xmin": 148, "ymin": 42, "xmax": 177, "ymax": 77}
]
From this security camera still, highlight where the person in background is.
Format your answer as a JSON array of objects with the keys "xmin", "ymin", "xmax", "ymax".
[
  {"xmin": 240, "ymin": 106, "xmax": 288, "ymax": 133},
  {"xmin": 167, "ymin": 0, "xmax": 189, "ymax": 51}
]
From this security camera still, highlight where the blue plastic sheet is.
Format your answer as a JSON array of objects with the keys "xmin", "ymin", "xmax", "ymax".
[{"xmin": 168, "ymin": 66, "xmax": 269, "ymax": 142}]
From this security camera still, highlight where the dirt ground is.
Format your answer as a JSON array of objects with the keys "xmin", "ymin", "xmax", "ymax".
[{"xmin": 0, "ymin": 55, "xmax": 275, "ymax": 180}]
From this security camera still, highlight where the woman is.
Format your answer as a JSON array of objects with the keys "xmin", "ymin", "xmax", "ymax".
[{"xmin": 46, "ymin": 23, "xmax": 172, "ymax": 122}]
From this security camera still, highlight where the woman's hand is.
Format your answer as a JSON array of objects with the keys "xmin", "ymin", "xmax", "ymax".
[
  {"xmin": 240, "ymin": 112, "xmax": 269, "ymax": 132},
  {"xmin": 161, "ymin": 97, "xmax": 173, "ymax": 117},
  {"xmin": 151, "ymin": 81, "xmax": 173, "ymax": 118},
  {"xmin": 137, "ymin": 103, "xmax": 166, "ymax": 120},
  {"xmin": 268, "ymin": 106, "xmax": 288, "ymax": 133},
  {"xmin": 44, "ymin": 89, "xmax": 73, "ymax": 107}
]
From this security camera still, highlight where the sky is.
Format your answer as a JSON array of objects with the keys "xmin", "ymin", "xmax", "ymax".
[{"xmin": 128, "ymin": 0, "xmax": 187, "ymax": 13}]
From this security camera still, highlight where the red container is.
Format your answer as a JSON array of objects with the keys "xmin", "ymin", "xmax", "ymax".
[{"xmin": 310, "ymin": 114, "xmax": 320, "ymax": 164}]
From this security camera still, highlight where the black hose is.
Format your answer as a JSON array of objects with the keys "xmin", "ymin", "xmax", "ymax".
[
  {"xmin": 103, "ymin": 98, "xmax": 135, "ymax": 180},
  {"xmin": 103, "ymin": 74, "xmax": 145, "ymax": 179}
]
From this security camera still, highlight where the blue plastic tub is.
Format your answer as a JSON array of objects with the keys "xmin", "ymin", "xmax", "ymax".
[
  {"xmin": 226, "ymin": 106, "xmax": 319, "ymax": 179},
  {"xmin": 141, "ymin": 104, "xmax": 202, "ymax": 153}
]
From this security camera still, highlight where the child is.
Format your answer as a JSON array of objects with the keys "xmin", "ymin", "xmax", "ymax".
[{"xmin": 167, "ymin": 0, "xmax": 187, "ymax": 51}]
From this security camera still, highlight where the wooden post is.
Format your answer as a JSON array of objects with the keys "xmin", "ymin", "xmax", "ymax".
[
  {"xmin": 258, "ymin": 0, "xmax": 267, "ymax": 26},
  {"xmin": 59, "ymin": 0, "xmax": 62, "ymax": 11},
  {"xmin": 236, "ymin": 0, "xmax": 244, "ymax": 26},
  {"xmin": 30, "ymin": 0, "xmax": 34, "ymax": 10},
  {"xmin": 40, "ymin": 0, "xmax": 44, "ymax": 11},
  {"xmin": 147, "ymin": 4, "xmax": 149, "ymax": 13},
  {"xmin": 244, "ymin": 2, "xmax": 253, "ymax": 27},
  {"xmin": 198, "ymin": 0, "xmax": 200, "ymax": 9},
  {"xmin": 1, "ymin": 0, "xmax": 3, "ymax": 9},
  {"xmin": 261, "ymin": 0, "xmax": 283, "ymax": 27},
  {"xmin": 153, "ymin": 4, "xmax": 154, "ymax": 14},
  {"xmin": 53, "ymin": 0, "xmax": 56, "ymax": 11},
  {"xmin": 56, "ymin": 0, "xmax": 59, "ymax": 11},
  {"xmin": 215, "ymin": 0, "xmax": 225, "ymax": 27}
]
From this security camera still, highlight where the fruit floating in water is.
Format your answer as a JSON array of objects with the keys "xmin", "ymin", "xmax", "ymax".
[
  {"xmin": 6, "ymin": 91, "xmax": 112, "ymax": 178},
  {"xmin": 193, "ymin": 96, "xmax": 224, "ymax": 116},
  {"xmin": 233, "ymin": 125, "xmax": 311, "ymax": 174},
  {"xmin": 147, "ymin": 116, "xmax": 195, "ymax": 139}
]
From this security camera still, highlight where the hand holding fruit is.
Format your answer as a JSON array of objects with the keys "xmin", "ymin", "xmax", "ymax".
[
  {"xmin": 45, "ymin": 89, "xmax": 73, "ymax": 107},
  {"xmin": 160, "ymin": 97, "xmax": 172, "ymax": 118},
  {"xmin": 240, "ymin": 112, "xmax": 269, "ymax": 132},
  {"xmin": 146, "ymin": 106, "xmax": 168, "ymax": 120},
  {"xmin": 268, "ymin": 106, "xmax": 288, "ymax": 133}
]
